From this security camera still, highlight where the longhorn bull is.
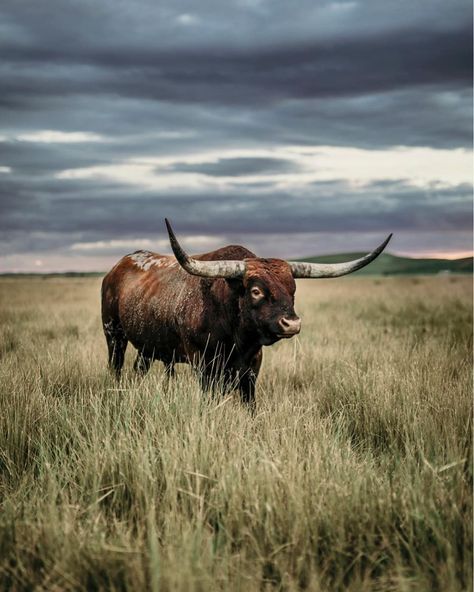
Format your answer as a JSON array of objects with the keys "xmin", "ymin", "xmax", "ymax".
[{"xmin": 101, "ymin": 220, "xmax": 391, "ymax": 408}]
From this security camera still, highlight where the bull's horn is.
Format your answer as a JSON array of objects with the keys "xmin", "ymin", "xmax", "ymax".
[
  {"xmin": 289, "ymin": 234, "xmax": 392, "ymax": 278},
  {"xmin": 165, "ymin": 219, "xmax": 246, "ymax": 279}
]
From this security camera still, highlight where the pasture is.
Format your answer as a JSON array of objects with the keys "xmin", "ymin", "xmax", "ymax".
[{"xmin": 0, "ymin": 275, "xmax": 471, "ymax": 591}]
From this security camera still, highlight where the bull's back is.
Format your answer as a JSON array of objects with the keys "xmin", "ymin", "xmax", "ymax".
[{"xmin": 101, "ymin": 251, "xmax": 194, "ymax": 357}]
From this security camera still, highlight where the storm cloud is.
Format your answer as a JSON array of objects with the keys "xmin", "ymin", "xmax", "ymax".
[{"xmin": 0, "ymin": 0, "xmax": 472, "ymax": 271}]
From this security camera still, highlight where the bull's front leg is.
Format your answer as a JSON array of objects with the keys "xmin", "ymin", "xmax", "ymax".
[
  {"xmin": 238, "ymin": 372, "xmax": 257, "ymax": 412},
  {"xmin": 238, "ymin": 349, "xmax": 262, "ymax": 412}
]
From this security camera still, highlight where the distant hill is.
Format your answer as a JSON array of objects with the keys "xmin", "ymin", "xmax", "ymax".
[
  {"xmin": 0, "ymin": 271, "xmax": 105, "ymax": 278},
  {"xmin": 295, "ymin": 252, "xmax": 473, "ymax": 275}
]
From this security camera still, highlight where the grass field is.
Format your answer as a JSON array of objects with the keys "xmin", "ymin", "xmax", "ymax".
[{"xmin": 0, "ymin": 275, "xmax": 472, "ymax": 591}]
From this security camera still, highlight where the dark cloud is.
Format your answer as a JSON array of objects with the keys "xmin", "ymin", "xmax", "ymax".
[
  {"xmin": 0, "ymin": 0, "xmax": 472, "ymax": 269},
  {"xmin": 1, "ymin": 172, "xmax": 471, "ymax": 251},
  {"xmin": 0, "ymin": 140, "xmax": 110, "ymax": 175},
  {"xmin": 0, "ymin": 27, "xmax": 471, "ymax": 108},
  {"xmin": 168, "ymin": 157, "xmax": 298, "ymax": 176}
]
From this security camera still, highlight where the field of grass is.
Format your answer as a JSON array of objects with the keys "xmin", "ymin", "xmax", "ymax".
[{"xmin": 0, "ymin": 275, "xmax": 472, "ymax": 591}]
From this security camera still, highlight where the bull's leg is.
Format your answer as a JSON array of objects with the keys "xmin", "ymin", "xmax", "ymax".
[
  {"xmin": 160, "ymin": 361, "xmax": 176, "ymax": 390},
  {"xmin": 238, "ymin": 372, "xmax": 257, "ymax": 412},
  {"xmin": 134, "ymin": 352, "xmax": 153, "ymax": 376},
  {"xmin": 164, "ymin": 361, "xmax": 176, "ymax": 379},
  {"xmin": 238, "ymin": 350, "xmax": 262, "ymax": 412},
  {"xmin": 198, "ymin": 370, "xmax": 213, "ymax": 394},
  {"xmin": 103, "ymin": 320, "xmax": 128, "ymax": 378},
  {"xmin": 198, "ymin": 368, "xmax": 226, "ymax": 400},
  {"xmin": 194, "ymin": 351, "xmax": 220, "ymax": 396}
]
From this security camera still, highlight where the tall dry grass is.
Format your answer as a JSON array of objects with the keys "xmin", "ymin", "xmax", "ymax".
[{"xmin": 0, "ymin": 275, "xmax": 471, "ymax": 591}]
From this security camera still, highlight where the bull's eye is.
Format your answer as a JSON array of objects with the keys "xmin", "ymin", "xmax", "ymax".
[{"xmin": 250, "ymin": 286, "xmax": 264, "ymax": 302}]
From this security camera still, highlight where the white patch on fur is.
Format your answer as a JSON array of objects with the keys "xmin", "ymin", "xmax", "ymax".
[
  {"xmin": 128, "ymin": 251, "xmax": 177, "ymax": 272},
  {"xmin": 103, "ymin": 320, "xmax": 115, "ymax": 337}
]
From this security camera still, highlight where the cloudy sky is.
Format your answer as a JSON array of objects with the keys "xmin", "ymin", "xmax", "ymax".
[{"xmin": 0, "ymin": 0, "xmax": 472, "ymax": 272}]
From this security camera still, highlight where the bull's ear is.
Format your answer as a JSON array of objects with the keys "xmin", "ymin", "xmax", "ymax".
[{"xmin": 225, "ymin": 277, "xmax": 245, "ymax": 295}]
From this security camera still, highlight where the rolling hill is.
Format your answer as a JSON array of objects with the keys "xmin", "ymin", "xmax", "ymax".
[{"xmin": 295, "ymin": 252, "xmax": 473, "ymax": 275}]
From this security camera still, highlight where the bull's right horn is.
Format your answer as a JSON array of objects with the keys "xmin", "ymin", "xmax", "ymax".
[
  {"xmin": 165, "ymin": 219, "xmax": 246, "ymax": 279},
  {"xmin": 288, "ymin": 234, "xmax": 392, "ymax": 278}
]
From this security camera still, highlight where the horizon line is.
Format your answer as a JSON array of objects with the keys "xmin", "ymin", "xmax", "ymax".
[{"xmin": 1, "ymin": 250, "xmax": 472, "ymax": 275}]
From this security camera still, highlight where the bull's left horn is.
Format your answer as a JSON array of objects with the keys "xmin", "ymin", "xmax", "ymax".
[
  {"xmin": 288, "ymin": 234, "xmax": 392, "ymax": 278},
  {"xmin": 165, "ymin": 219, "xmax": 246, "ymax": 279}
]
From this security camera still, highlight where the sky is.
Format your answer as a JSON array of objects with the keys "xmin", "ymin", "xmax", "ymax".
[{"xmin": 0, "ymin": 0, "xmax": 472, "ymax": 272}]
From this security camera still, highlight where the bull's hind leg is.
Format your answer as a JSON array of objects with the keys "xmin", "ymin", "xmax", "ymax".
[
  {"xmin": 164, "ymin": 361, "xmax": 176, "ymax": 379},
  {"xmin": 134, "ymin": 352, "xmax": 153, "ymax": 376},
  {"xmin": 103, "ymin": 320, "xmax": 128, "ymax": 378},
  {"xmin": 160, "ymin": 360, "xmax": 176, "ymax": 391}
]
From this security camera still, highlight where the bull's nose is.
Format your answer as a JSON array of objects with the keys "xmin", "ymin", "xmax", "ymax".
[{"xmin": 278, "ymin": 316, "xmax": 301, "ymax": 335}]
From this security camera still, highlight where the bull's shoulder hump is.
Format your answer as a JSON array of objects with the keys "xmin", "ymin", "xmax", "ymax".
[
  {"xmin": 126, "ymin": 250, "xmax": 177, "ymax": 272},
  {"xmin": 195, "ymin": 245, "xmax": 256, "ymax": 262}
]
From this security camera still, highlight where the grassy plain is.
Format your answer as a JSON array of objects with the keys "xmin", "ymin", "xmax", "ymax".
[{"xmin": 0, "ymin": 275, "xmax": 472, "ymax": 591}]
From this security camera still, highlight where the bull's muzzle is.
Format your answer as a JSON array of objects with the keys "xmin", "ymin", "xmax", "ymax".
[{"xmin": 277, "ymin": 316, "xmax": 301, "ymax": 337}]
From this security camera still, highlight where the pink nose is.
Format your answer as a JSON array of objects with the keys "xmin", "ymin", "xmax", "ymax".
[{"xmin": 278, "ymin": 316, "xmax": 301, "ymax": 335}]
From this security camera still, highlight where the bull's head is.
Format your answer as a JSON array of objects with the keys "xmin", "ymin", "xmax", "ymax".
[{"xmin": 165, "ymin": 219, "xmax": 391, "ymax": 345}]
